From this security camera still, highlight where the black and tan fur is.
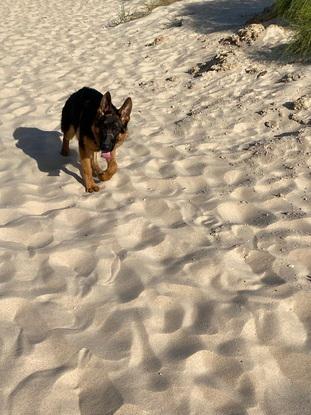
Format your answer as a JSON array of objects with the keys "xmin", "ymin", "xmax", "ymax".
[{"xmin": 61, "ymin": 87, "xmax": 132, "ymax": 192}]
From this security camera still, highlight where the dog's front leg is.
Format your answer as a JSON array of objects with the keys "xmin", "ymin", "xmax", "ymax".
[
  {"xmin": 98, "ymin": 151, "xmax": 118, "ymax": 182},
  {"xmin": 79, "ymin": 145, "xmax": 100, "ymax": 192},
  {"xmin": 91, "ymin": 152, "xmax": 103, "ymax": 177}
]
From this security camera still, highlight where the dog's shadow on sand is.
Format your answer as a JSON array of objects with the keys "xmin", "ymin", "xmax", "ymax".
[{"xmin": 13, "ymin": 127, "xmax": 83, "ymax": 184}]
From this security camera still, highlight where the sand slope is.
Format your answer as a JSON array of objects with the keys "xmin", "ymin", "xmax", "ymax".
[{"xmin": 0, "ymin": 0, "xmax": 311, "ymax": 414}]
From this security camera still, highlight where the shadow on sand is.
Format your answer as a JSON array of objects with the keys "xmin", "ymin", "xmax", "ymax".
[
  {"xmin": 180, "ymin": 0, "xmax": 273, "ymax": 34},
  {"xmin": 247, "ymin": 42, "xmax": 311, "ymax": 65},
  {"xmin": 13, "ymin": 127, "xmax": 82, "ymax": 184}
]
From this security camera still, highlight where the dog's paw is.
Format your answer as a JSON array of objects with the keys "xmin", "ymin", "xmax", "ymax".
[{"xmin": 86, "ymin": 184, "xmax": 100, "ymax": 193}]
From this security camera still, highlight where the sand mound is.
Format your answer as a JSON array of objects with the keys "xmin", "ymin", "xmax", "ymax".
[{"xmin": 220, "ymin": 23, "xmax": 265, "ymax": 46}]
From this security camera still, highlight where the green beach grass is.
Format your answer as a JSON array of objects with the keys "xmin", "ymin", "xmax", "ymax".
[
  {"xmin": 275, "ymin": 0, "xmax": 311, "ymax": 59},
  {"xmin": 108, "ymin": 0, "xmax": 181, "ymax": 27}
]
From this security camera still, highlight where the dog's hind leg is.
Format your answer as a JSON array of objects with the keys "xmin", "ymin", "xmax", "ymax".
[{"xmin": 61, "ymin": 125, "xmax": 75, "ymax": 156}]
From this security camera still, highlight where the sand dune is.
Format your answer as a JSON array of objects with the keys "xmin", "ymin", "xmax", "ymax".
[{"xmin": 0, "ymin": 0, "xmax": 311, "ymax": 414}]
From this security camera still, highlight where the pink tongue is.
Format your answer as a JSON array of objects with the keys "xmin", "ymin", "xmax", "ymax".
[{"xmin": 101, "ymin": 151, "xmax": 111, "ymax": 160}]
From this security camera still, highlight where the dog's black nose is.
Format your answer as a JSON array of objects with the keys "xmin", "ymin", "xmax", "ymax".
[{"xmin": 101, "ymin": 133, "xmax": 115, "ymax": 152}]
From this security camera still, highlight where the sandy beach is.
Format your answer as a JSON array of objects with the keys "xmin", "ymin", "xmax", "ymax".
[{"xmin": 0, "ymin": 0, "xmax": 311, "ymax": 414}]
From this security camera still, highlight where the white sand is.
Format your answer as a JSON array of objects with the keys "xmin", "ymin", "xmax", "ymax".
[{"xmin": 1, "ymin": 0, "xmax": 311, "ymax": 414}]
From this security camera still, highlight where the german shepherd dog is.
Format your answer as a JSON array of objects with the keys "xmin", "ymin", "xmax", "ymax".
[{"xmin": 61, "ymin": 87, "xmax": 132, "ymax": 192}]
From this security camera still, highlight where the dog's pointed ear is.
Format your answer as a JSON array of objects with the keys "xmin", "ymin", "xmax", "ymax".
[
  {"xmin": 99, "ymin": 91, "xmax": 112, "ymax": 114},
  {"xmin": 119, "ymin": 97, "xmax": 132, "ymax": 125}
]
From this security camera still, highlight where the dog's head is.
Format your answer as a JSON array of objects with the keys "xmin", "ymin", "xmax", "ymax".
[{"xmin": 93, "ymin": 91, "xmax": 132, "ymax": 160}]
